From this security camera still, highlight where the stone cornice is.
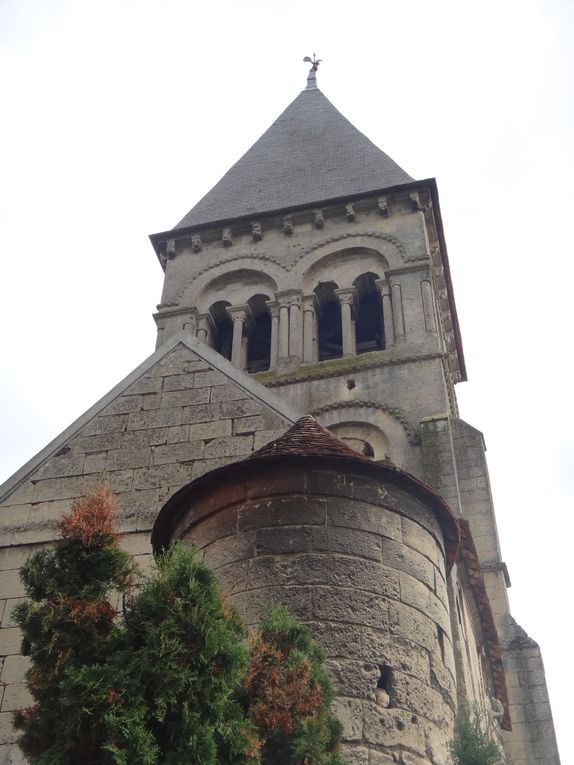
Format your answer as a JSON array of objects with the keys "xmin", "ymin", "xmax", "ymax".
[{"xmin": 254, "ymin": 347, "xmax": 445, "ymax": 387}]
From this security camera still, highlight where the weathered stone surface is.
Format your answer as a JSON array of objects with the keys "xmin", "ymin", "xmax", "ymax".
[
  {"xmin": 152, "ymin": 441, "xmax": 205, "ymax": 465},
  {"xmin": 312, "ymin": 526, "xmax": 381, "ymax": 562},
  {"xmin": 209, "ymin": 384, "xmax": 248, "ymax": 403},
  {"xmin": 326, "ymin": 658, "xmax": 380, "ymax": 700},
  {"xmin": 238, "ymin": 496, "xmax": 326, "ymax": 531},
  {"xmin": 327, "ymin": 497, "xmax": 402, "ymax": 541},
  {"xmin": 83, "ymin": 414, "xmax": 128, "ymax": 436},
  {"xmin": 160, "ymin": 387, "xmax": 210, "ymax": 409},
  {"xmin": 106, "ymin": 447, "xmax": 152, "ymax": 471},
  {"xmin": 362, "ymin": 703, "xmax": 426, "ymax": 752},
  {"xmin": 382, "ymin": 539, "xmax": 435, "ymax": 589},
  {"xmin": 1, "ymin": 655, "xmax": 30, "ymax": 685},
  {"xmin": 188, "ymin": 419, "xmax": 232, "ymax": 440},
  {"xmin": 204, "ymin": 436, "xmax": 253, "ymax": 459},
  {"xmin": 331, "ymin": 696, "xmax": 363, "ymax": 741}
]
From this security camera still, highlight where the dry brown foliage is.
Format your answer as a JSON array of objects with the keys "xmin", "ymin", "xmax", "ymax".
[
  {"xmin": 57, "ymin": 486, "xmax": 119, "ymax": 546},
  {"xmin": 244, "ymin": 635, "xmax": 323, "ymax": 735}
]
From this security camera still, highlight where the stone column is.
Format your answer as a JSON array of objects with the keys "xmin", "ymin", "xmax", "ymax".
[
  {"xmin": 278, "ymin": 303, "xmax": 289, "ymax": 360},
  {"xmin": 335, "ymin": 287, "xmax": 357, "ymax": 356},
  {"xmin": 226, "ymin": 304, "xmax": 251, "ymax": 370},
  {"xmin": 289, "ymin": 299, "xmax": 302, "ymax": 359},
  {"xmin": 266, "ymin": 300, "xmax": 280, "ymax": 369},
  {"xmin": 196, "ymin": 313, "xmax": 216, "ymax": 347},
  {"xmin": 276, "ymin": 290, "xmax": 302, "ymax": 362},
  {"xmin": 376, "ymin": 279, "xmax": 395, "ymax": 348},
  {"xmin": 391, "ymin": 282, "xmax": 406, "ymax": 343},
  {"xmin": 421, "ymin": 280, "xmax": 437, "ymax": 333},
  {"xmin": 302, "ymin": 294, "xmax": 318, "ymax": 363}
]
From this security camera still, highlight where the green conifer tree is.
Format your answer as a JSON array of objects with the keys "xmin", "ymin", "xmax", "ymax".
[
  {"xmin": 448, "ymin": 703, "xmax": 504, "ymax": 765},
  {"xmin": 13, "ymin": 486, "xmax": 138, "ymax": 764},
  {"xmin": 243, "ymin": 604, "xmax": 344, "ymax": 765},
  {"xmin": 102, "ymin": 543, "xmax": 260, "ymax": 765}
]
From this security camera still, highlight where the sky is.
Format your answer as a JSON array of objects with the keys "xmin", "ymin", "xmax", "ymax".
[{"xmin": 1, "ymin": 0, "xmax": 573, "ymax": 760}]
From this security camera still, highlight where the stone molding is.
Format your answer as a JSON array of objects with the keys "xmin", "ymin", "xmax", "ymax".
[
  {"xmin": 312, "ymin": 399, "xmax": 420, "ymax": 446},
  {"xmin": 256, "ymin": 348, "xmax": 445, "ymax": 388}
]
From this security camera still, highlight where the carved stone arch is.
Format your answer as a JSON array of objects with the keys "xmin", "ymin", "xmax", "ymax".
[
  {"xmin": 313, "ymin": 400, "xmax": 420, "ymax": 473},
  {"xmin": 302, "ymin": 247, "xmax": 390, "ymax": 291},
  {"xmin": 295, "ymin": 232, "xmax": 409, "ymax": 285},
  {"xmin": 176, "ymin": 258, "xmax": 286, "ymax": 307}
]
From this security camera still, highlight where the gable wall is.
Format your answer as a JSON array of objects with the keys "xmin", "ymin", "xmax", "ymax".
[{"xmin": 0, "ymin": 342, "xmax": 295, "ymax": 761}]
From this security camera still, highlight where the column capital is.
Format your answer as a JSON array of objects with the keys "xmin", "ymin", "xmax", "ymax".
[
  {"xmin": 265, "ymin": 299, "xmax": 280, "ymax": 318},
  {"xmin": 375, "ymin": 278, "xmax": 391, "ymax": 297},
  {"xmin": 226, "ymin": 303, "xmax": 253, "ymax": 330},
  {"xmin": 197, "ymin": 312, "xmax": 216, "ymax": 334},
  {"xmin": 276, "ymin": 289, "xmax": 302, "ymax": 308},
  {"xmin": 334, "ymin": 286, "xmax": 357, "ymax": 309},
  {"xmin": 302, "ymin": 293, "xmax": 319, "ymax": 312}
]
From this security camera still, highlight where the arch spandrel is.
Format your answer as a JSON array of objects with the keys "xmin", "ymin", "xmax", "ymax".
[
  {"xmin": 194, "ymin": 268, "xmax": 279, "ymax": 314},
  {"xmin": 296, "ymin": 232, "xmax": 408, "ymax": 287},
  {"xmin": 300, "ymin": 247, "xmax": 393, "ymax": 293},
  {"xmin": 177, "ymin": 259, "xmax": 287, "ymax": 309}
]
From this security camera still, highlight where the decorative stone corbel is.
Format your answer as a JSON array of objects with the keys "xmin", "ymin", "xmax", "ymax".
[
  {"xmin": 314, "ymin": 209, "xmax": 325, "ymax": 229},
  {"xmin": 410, "ymin": 192, "xmax": 427, "ymax": 212},
  {"xmin": 251, "ymin": 221, "xmax": 263, "ymax": 241},
  {"xmin": 166, "ymin": 239, "xmax": 177, "ymax": 260},
  {"xmin": 191, "ymin": 233, "xmax": 202, "ymax": 252},
  {"xmin": 377, "ymin": 196, "xmax": 389, "ymax": 216},
  {"xmin": 345, "ymin": 203, "xmax": 356, "ymax": 222},
  {"xmin": 222, "ymin": 227, "xmax": 233, "ymax": 247},
  {"xmin": 282, "ymin": 216, "xmax": 294, "ymax": 236}
]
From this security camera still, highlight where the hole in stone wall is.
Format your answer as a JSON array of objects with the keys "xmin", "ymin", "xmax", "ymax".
[
  {"xmin": 375, "ymin": 664, "xmax": 393, "ymax": 708},
  {"xmin": 377, "ymin": 664, "xmax": 391, "ymax": 690}
]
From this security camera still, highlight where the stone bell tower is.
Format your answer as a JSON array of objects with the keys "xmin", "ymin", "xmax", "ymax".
[
  {"xmin": 147, "ymin": 63, "xmax": 560, "ymax": 764},
  {"xmin": 0, "ymin": 62, "xmax": 560, "ymax": 764}
]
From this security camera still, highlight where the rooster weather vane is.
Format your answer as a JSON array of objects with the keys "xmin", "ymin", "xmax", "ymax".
[{"xmin": 303, "ymin": 53, "xmax": 322, "ymax": 72}]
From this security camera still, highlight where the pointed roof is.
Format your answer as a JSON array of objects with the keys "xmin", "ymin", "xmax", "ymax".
[
  {"xmin": 174, "ymin": 83, "xmax": 413, "ymax": 230},
  {"xmin": 249, "ymin": 414, "xmax": 372, "ymax": 463}
]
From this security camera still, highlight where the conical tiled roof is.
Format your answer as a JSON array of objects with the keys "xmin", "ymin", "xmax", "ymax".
[
  {"xmin": 174, "ymin": 84, "xmax": 413, "ymax": 230},
  {"xmin": 248, "ymin": 415, "xmax": 372, "ymax": 463}
]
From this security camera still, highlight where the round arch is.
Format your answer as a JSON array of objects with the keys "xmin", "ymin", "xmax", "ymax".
[
  {"xmin": 314, "ymin": 402, "xmax": 418, "ymax": 473},
  {"xmin": 195, "ymin": 269, "xmax": 278, "ymax": 314}
]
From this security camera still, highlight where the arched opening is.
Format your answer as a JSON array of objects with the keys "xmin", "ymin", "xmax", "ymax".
[
  {"xmin": 354, "ymin": 272, "xmax": 384, "ymax": 353},
  {"xmin": 246, "ymin": 294, "xmax": 271, "ymax": 373},
  {"xmin": 209, "ymin": 301, "xmax": 233, "ymax": 361},
  {"xmin": 314, "ymin": 282, "xmax": 342, "ymax": 361},
  {"xmin": 327, "ymin": 421, "xmax": 390, "ymax": 461}
]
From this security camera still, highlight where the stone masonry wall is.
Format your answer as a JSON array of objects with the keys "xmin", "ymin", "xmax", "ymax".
[
  {"xmin": 0, "ymin": 339, "xmax": 297, "ymax": 763},
  {"xmin": 174, "ymin": 465, "xmax": 456, "ymax": 765}
]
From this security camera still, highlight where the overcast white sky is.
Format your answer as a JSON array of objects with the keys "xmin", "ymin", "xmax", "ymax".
[{"xmin": 1, "ymin": 0, "xmax": 573, "ymax": 760}]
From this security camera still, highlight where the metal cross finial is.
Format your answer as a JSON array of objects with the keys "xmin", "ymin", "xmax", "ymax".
[{"xmin": 303, "ymin": 53, "xmax": 322, "ymax": 72}]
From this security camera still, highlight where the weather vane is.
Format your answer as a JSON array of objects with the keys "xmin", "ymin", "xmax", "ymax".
[{"xmin": 303, "ymin": 53, "xmax": 322, "ymax": 72}]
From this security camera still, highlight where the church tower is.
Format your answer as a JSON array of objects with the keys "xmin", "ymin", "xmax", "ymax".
[{"xmin": 0, "ymin": 63, "xmax": 560, "ymax": 764}]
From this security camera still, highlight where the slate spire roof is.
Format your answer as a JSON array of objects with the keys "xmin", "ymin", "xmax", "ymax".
[{"xmin": 174, "ymin": 78, "xmax": 413, "ymax": 230}]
